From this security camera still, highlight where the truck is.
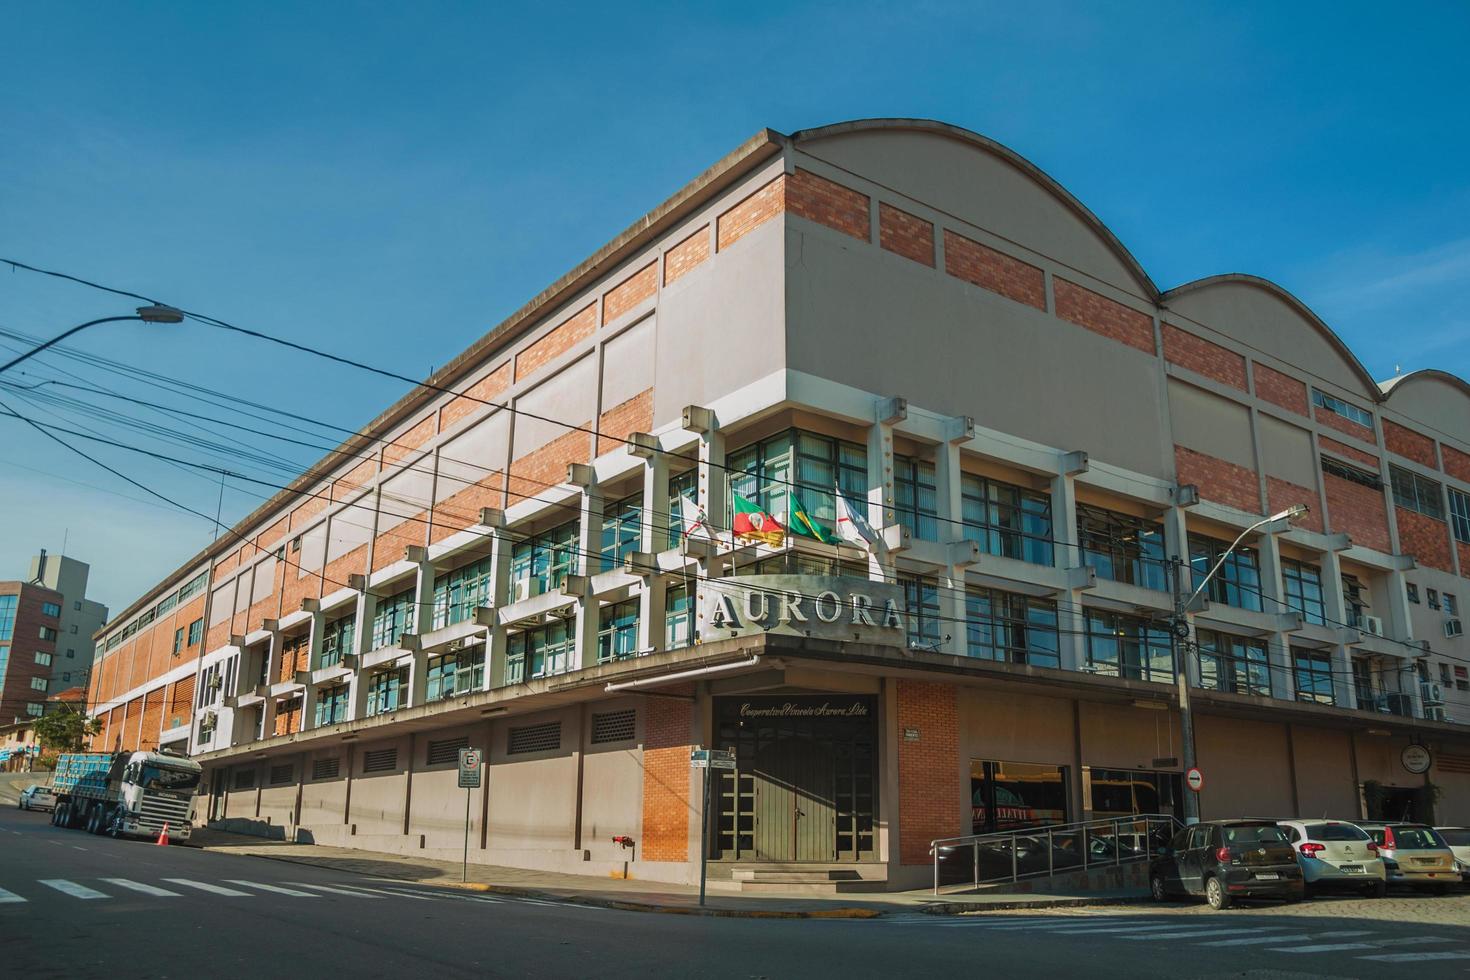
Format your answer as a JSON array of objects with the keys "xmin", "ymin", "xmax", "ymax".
[{"xmin": 48, "ymin": 750, "xmax": 202, "ymax": 841}]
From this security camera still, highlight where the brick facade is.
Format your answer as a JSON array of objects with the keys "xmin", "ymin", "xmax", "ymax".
[
  {"xmin": 596, "ymin": 389, "xmax": 654, "ymax": 457},
  {"xmin": 1252, "ymin": 363, "xmax": 1309, "ymax": 417},
  {"xmin": 506, "ymin": 427, "xmax": 593, "ymax": 505},
  {"xmin": 897, "ymin": 680, "xmax": 961, "ymax": 865},
  {"xmin": 1320, "ymin": 434, "xmax": 1381, "ymax": 470},
  {"xmin": 515, "ymin": 305, "xmax": 596, "ymax": 383},
  {"xmin": 640, "ymin": 697, "xmax": 693, "ymax": 862},
  {"xmin": 384, "ymin": 416, "xmax": 436, "ymax": 467},
  {"xmin": 1266, "ymin": 476, "xmax": 1324, "ymax": 533},
  {"xmin": 0, "ymin": 584, "xmax": 61, "ymax": 724},
  {"xmin": 717, "ymin": 175, "xmax": 785, "ymax": 251},
  {"xmin": 1053, "ymin": 278, "xmax": 1154, "ymax": 354},
  {"xmin": 878, "ymin": 202, "xmax": 934, "ymax": 267},
  {"xmin": 663, "ymin": 226, "xmax": 709, "ymax": 286},
  {"xmin": 372, "ymin": 513, "xmax": 429, "ymax": 572},
  {"xmin": 441, "ymin": 362, "xmax": 511, "ymax": 432},
  {"xmin": 1444, "ymin": 444, "xmax": 1470, "ymax": 484},
  {"xmin": 1383, "ymin": 419, "xmax": 1437, "ymax": 468},
  {"xmin": 1162, "ymin": 324, "xmax": 1247, "ymax": 391},
  {"xmin": 941, "ymin": 230, "xmax": 1045, "ymax": 310},
  {"xmin": 431, "ymin": 471, "xmax": 505, "ymax": 543},
  {"xmin": 1396, "ymin": 507, "xmax": 1454, "ymax": 573},
  {"xmin": 1314, "ymin": 401, "xmax": 1377, "ymax": 445},
  {"xmin": 1322, "ymin": 470, "xmax": 1391, "ymax": 552},
  {"xmin": 603, "ymin": 262, "xmax": 657, "ymax": 324},
  {"xmin": 1174, "ymin": 445, "xmax": 1261, "ymax": 514},
  {"xmin": 787, "ymin": 169, "xmax": 870, "ymax": 242}
]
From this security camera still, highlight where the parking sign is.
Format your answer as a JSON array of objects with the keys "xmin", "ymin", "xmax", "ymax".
[{"xmin": 458, "ymin": 748, "xmax": 482, "ymax": 788}]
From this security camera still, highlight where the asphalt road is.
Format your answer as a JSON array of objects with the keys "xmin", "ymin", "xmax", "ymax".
[{"xmin": 4, "ymin": 803, "xmax": 1469, "ymax": 980}]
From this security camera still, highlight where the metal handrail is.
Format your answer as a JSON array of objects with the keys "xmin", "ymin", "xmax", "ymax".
[{"xmin": 929, "ymin": 812, "xmax": 1184, "ymax": 895}]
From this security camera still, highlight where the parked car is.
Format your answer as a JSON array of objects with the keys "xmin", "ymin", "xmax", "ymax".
[
  {"xmin": 1275, "ymin": 819, "xmax": 1387, "ymax": 897},
  {"xmin": 17, "ymin": 784, "xmax": 56, "ymax": 812},
  {"xmin": 1432, "ymin": 827, "xmax": 1470, "ymax": 885},
  {"xmin": 1357, "ymin": 822, "xmax": 1458, "ymax": 893},
  {"xmin": 1150, "ymin": 820, "xmax": 1304, "ymax": 910}
]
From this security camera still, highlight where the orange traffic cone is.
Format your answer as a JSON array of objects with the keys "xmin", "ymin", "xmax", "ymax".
[{"xmin": 156, "ymin": 822, "xmax": 170, "ymax": 846}]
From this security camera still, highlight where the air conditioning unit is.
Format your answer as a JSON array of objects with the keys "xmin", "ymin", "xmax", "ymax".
[
  {"xmin": 1363, "ymin": 616, "xmax": 1385, "ymax": 637},
  {"xmin": 1426, "ymin": 705, "xmax": 1448, "ymax": 722},
  {"xmin": 1445, "ymin": 618, "xmax": 1464, "ymax": 638},
  {"xmin": 511, "ymin": 578, "xmax": 543, "ymax": 603},
  {"xmin": 1421, "ymin": 681, "xmax": 1445, "ymax": 705}
]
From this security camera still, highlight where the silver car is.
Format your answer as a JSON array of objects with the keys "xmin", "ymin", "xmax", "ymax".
[
  {"xmin": 17, "ymin": 784, "xmax": 56, "ymax": 812},
  {"xmin": 1358, "ymin": 822, "xmax": 1458, "ymax": 893},
  {"xmin": 1436, "ymin": 827, "xmax": 1470, "ymax": 885}
]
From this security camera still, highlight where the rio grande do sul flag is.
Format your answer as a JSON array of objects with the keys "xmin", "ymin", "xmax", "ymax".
[{"xmin": 732, "ymin": 492, "xmax": 785, "ymax": 546}]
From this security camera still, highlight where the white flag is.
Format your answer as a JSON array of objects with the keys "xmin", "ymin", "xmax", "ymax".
[
  {"xmin": 680, "ymin": 492, "xmax": 711, "ymax": 541},
  {"xmin": 834, "ymin": 486, "xmax": 878, "ymax": 547}
]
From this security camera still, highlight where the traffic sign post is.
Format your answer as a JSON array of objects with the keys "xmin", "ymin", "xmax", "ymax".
[
  {"xmin": 1185, "ymin": 767, "xmax": 1205, "ymax": 794},
  {"xmin": 690, "ymin": 748, "xmax": 737, "ymax": 906},
  {"xmin": 458, "ymin": 748, "xmax": 482, "ymax": 883}
]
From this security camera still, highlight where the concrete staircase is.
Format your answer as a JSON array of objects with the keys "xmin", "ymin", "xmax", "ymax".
[{"xmin": 718, "ymin": 863, "xmax": 889, "ymax": 894}]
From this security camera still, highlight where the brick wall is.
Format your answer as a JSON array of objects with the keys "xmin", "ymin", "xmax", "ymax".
[
  {"xmin": 942, "ymin": 230, "xmax": 1045, "ymax": 310},
  {"xmin": 787, "ymin": 169, "xmax": 870, "ymax": 242},
  {"xmin": 1459, "ymin": 541, "xmax": 1470, "ymax": 576},
  {"xmin": 663, "ymin": 226, "xmax": 710, "ymax": 286},
  {"xmin": 1320, "ymin": 435, "xmax": 1381, "ymax": 470},
  {"xmin": 603, "ymin": 262, "xmax": 657, "ymax": 324},
  {"xmin": 441, "ymin": 363, "xmax": 512, "ymax": 432},
  {"xmin": 334, "ymin": 458, "xmax": 379, "ymax": 501},
  {"xmin": 372, "ymin": 514, "xmax": 428, "ymax": 572},
  {"xmin": 275, "ymin": 696, "xmax": 302, "ymax": 737},
  {"xmin": 384, "ymin": 416, "xmax": 437, "ymax": 468},
  {"xmin": 139, "ymin": 688, "xmax": 164, "ymax": 751},
  {"xmin": 430, "ymin": 472, "xmax": 505, "ymax": 543},
  {"xmin": 878, "ymin": 202, "xmax": 934, "ymax": 267},
  {"xmin": 0, "ymin": 586, "xmax": 60, "ymax": 723},
  {"xmin": 596, "ymin": 388, "xmax": 654, "ymax": 457},
  {"xmin": 290, "ymin": 494, "xmax": 329, "ymax": 532},
  {"xmin": 897, "ymin": 680, "xmax": 961, "ymax": 865},
  {"xmin": 1383, "ymin": 420, "xmax": 1437, "ymax": 468},
  {"xmin": 1266, "ymin": 476, "xmax": 1324, "ymax": 533},
  {"xmin": 717, "ymin": 175, "xmax": 785, "ymax": 251},
  {"xmin": 1396, "ymin": 507, "xmax": 1454, "ymax": 573},
  {"xmin": 1053, "ymin": 279, "xmax": 1155, "ymax": 354},
  {"xmin": 1444, "ymin": 445, "xmax": 1470, "ymax": 483},
  {"xmin": 167, "ymin": 674, "xmax": 195, "ymax": 732},
  {"xmin": 1174, "ymin": 445, "xmax": 1261, "ymax": 514},
  {"xmin": 515, "ymin": 305, "xmax": 596, "ymax": 383},
  {"xmin": 641, "ymin": 697, "xmax": 693, "ymax": 862},
  {"xmin": 1314, "ymin": 402, "xmax": 1377, "ymax": 445},
  {"xmin": 506, "ymin": 427, "xmax": 593, "ymax": 505},
  {"xmin": 1162, "ymin": 324, "xmax": 1247, "ymax": 391},
  {"xmin": 1252, "ymin": 363, "xmax": 1309, "ymax": 417},
  {"xmin": 1322, "ymin": 471, "xmax": 1391, "ymax": 552}
]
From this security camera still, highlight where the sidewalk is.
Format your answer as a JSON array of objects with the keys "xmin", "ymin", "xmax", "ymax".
[{"xmin": 188, "ymin": 827, "xmax": 1149, "ymax": 918}]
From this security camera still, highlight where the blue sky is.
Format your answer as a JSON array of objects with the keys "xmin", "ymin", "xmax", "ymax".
[{"xmin": 2, "ymin": 1, "xmax": 1468, "ymax": 610}]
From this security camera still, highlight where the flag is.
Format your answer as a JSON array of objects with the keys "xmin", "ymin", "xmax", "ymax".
[
  {"xmin": 679, "ymin": 492, "xmax": 711, "ymax": 541},
  {"xmin": 787, "ymin": 492, "xmax": 835, "ymax": 544},
  {"xmin": 732, "ymin": 492, "xmax": 785, "ymax": 546},
  {"xmin": 834, "ymin": 486, "xmax": 878, "ymax": 547}
]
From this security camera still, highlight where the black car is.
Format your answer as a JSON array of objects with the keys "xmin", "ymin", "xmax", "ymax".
[{"xmin": 1150, "ymin": 820, "xmax": 1304, "ymax": 910}]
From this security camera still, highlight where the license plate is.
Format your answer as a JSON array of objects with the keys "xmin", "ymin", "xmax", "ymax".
[
  {"xmin": 1412, "ymin": 858, "xmax": 1438, "ymax": 865},
  {"xmin": 1339, "ymin": 865, "xmax": 1364, "ymax": 873},
  {"xmin": 1254, "ymin": 872, "xmax": 1280, "ymax": 880}
]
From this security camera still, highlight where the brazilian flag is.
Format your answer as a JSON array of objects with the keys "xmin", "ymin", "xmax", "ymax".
[{"xmin": 788, "ymin": 492, "xmax": 835, "ymax": 544}]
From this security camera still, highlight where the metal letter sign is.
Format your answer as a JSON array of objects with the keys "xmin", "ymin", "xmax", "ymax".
[{"xmin": 458, "ymin": 748, "xmax": 482, "ymax": 788}]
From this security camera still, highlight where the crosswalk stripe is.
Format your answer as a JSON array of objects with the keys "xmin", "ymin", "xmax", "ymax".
[
  {"xmin": 291, "ymin": 883, "xmax": 384, "ymax": 899},
  {"xmin": 1368, "ymin": 938, "xmax": 1457, "ymax": 948},
  {"xmin": 1046, "ymin": 924, "xmax": 1216, "ymax": 935},
  {"xmin": 0, "ymin": 886, "xmax": 27, "ymax": 904},
  {"xmin": 1196, "ymin": 933, "xmax": 1316, "ymax": 947},
  {"xmin": 1359, "ymin": 952, "xmax": 1470, "ymax": 963},
  {"xmin": 1275, "ymin": 943, "xmax": 1376, "ymax": 953},
  {"xmin": 319, "ymin": 883, "xmax": 437, "ymax": 900},
  {"xmin": 375, "ymin": 887, "xmax": 504, "ymax": 903},
  {"xmin": 39, "ymin": 879, "xmax": 108, "ymax": 900},
  {"xmin": 161, "ymin": 879, "xmax": 251, "ymax": 897},
  {"xmin": 225, "ymin": 880, "xmax": 319, "ymax": 897},
  {"xmin": 1121, "ymin": 926, "xmax": 1293, "ymax": 941},
  {"xmin": 100, "ymin": 879, "xmax": 182, "ymax": 897}
]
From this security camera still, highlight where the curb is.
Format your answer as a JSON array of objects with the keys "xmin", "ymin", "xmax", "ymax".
[{"xmin": 917, "ymin": 894, "xmax": 1153, "ymax": 915}]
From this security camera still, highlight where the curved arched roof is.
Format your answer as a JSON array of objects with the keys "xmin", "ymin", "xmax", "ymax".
[{"xmin": 1380, "ymin": 368, "xmax": 1470, "ymax": 400}]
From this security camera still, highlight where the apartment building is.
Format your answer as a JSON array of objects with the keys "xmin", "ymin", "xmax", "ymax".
[
  {"xmin": 86, "ymin": 119, "xmax": 1470, "ymax": 889},
  {"xmin": 2, "ymin": 553, "xmax": 107, "ymax": 726}
]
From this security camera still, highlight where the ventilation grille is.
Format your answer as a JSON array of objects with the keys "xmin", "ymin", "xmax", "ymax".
[
  {"xmin": 1439, "ymin": 753, "xmax": 1470, "ymax": 775},
  {"xmin": 362, "ymin": 748, "xmax": 398, "ymax": 773},
  {"xmin": 311, "ymin": 758, "xmax": 340, "ymax": 781},
  {"xmin": 591, "ymin": 709, "xmax": 636, "ymax": 744},
  {"xmin": 232, "ymin": 768, "xmax": 257, "ymax": 791},
  {"xmin": 427, "ymin": 736, "xmax": 470, "ymax": 766},
  {"xmin": 508, "ymin": 721, "xmax": 561, "ymax": 755},
  {"xmin": 268, "ymin": 764, "xmax": 294, "ymax": 786}
]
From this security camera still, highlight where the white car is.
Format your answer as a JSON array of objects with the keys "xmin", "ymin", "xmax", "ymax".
[
  {"xmin": 17, "ymin": 784, "xmax": 57, "ymax": 812},
  {"xmin": 1276, "ymin": 819, "xmax": 1387, "ymax": 897},
  {"xmin": 1436, "ymin": 827, "xmax": 1470, "ymax": 885}
]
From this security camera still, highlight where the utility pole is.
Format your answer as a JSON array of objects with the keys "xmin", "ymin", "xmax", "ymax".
[{"xmin": 1169, "ymin": 556, "xmax": 1200, "ymax": 825}]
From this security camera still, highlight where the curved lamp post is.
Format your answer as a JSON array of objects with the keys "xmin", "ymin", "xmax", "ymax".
[{"xmin": 0, "ymin": 305, "xmax": 184, "ymax": 376}]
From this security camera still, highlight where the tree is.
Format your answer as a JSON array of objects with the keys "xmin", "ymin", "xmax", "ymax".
[{"xmin": 32, "ymin": 706, "xmax": 97, "ymax": 753}]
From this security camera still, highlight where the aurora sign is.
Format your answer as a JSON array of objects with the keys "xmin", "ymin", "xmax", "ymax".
[{"xmin": 701, "ymin": 575, "xmax": 907, "ymax": 644}]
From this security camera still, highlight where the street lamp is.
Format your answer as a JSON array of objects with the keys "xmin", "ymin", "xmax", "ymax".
[
  {"xmin": 1172, "ymin": 503, "xmax": 1307, "ymax": 824},
  {"xmin": 0, "ymin": 305, "xmax": 184, "ymax": 376}
]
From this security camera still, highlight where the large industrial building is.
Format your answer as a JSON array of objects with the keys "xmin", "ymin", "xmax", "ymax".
[{"xmin": 86, "ymin": 119, "xmax": 1470, "ymax": 889}]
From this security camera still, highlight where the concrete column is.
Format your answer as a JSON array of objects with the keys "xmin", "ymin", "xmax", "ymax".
[
  {"xmin": 686, "ymin": 411, "xmax": 725, "ymax": 641},
  {"xmin": 1160, "ymin": 506, "xmax": 1200, "ymax": 686},
  {"xmin": 1257, "ymin": 535, "xmax": 1294, "ymax": 701},
  {"xmin": 484, "ymin": 526, "xmax": 512, "ymax": 689},
  {"xmin": 347, "ymin": 591, "xmax": 377, "ymax": 721},
  {"xmin": 866, "ymin": 408, "xmax": 900, "ymax": 585},
  {"xmin": 639, "ymin": 450, "xmax": 671, "ymax": 655},
  {"xmin": 257, "ymin": 634, "xmax": 281, "ymax": 738},
  {"xmin": 1051, "ymin": 472, "xmax": 1085, "ymax": 672},
  {"xmin": 935, "ymin": 437, "xmax": 966, "ymax": 656},
  {"xmin": 1319, "ymin": 549, "xmax": 1358, "ymax": 709},
  {"xmin": 407, "ymin": 556, "xmax": 435, "ymax": 707},
  {"xmin": 1385, "ymin": 569, "xmax": 1416, "ymax": 642},
  {"xmin": 298, "ymin": 608, "xmax": 325, "ymax": 731},
  {"xmin": 571, "ymin": 483, "xmax": 604, "ymax": 673}
]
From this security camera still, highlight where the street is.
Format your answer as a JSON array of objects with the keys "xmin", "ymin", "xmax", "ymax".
[{"xmin": 3, "ymin": 804, "xmax": 1468, "ymax": 979}]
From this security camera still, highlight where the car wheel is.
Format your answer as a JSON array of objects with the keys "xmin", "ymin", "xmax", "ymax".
[
  {"xmin": 1150, "ymin": 874, "xmax": 1168, "ymax": 902},
  {"xmin": 1205, "ymin": 876, "xmax": 1231, "ymax": 911},
  {"xmin": 1366, "ymin": 880, "xmax": 1387, "ymax": 898},
  {"xmin": 108, "ymin": 811, "xmax": 123, "ymax": 839},
  {"xmin": 17, "ymin": 798, "xmax": 25, "ymax": 810}
]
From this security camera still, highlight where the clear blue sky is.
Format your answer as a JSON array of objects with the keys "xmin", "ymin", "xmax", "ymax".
[{"xmin": 2, "ymin": 2, "xmax": 1468, "ymax": 611}]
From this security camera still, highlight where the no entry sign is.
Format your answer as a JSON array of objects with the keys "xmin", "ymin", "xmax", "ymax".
[{"xmin": 1185, "ymin": 767, "xmax": 1204, "ymax": 793}]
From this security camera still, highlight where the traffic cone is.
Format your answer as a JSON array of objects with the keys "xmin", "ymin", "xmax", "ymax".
[{"xmin": 156, "ymin": 822, "xmax": 170, "ymax": 846}]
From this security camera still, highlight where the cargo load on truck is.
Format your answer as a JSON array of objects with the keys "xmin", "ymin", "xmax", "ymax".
[{"xmin": 48, "ymin": 749, "xmax": 202, "ymax": 840}]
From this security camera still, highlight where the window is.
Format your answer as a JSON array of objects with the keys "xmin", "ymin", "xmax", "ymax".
[
  {"xmin": 1428, "ymin": 588, "xmax": 1440, "ymax": 611},
  {"xmin": 961, "ymin": 474, "xmax": 1053, "ymax": 565},
  {"xmin": 73, "ymin": 600, "xmax": 81, "ymax": 611},
  {"xmin": 319, "ymin": 612, "xmax": 355, "ymax": 669},
  {"xmin": 596, "ymin": 599, "xmax": 639, "ymax": 663},
  {"xmin": 902, "ymin": 576, "xmax": 942, "ymax": 649},
  {"xmin": 1446, "ymin": 593, "xmax": 1459, "ymax": 616},
  {"xmin": 1441, "ymin": 663, "xmax": 1454, "ymax": 686},
  {"xmin": 506, "ymin": 620, "xmax": 573, "ymax": 683},
  {"xmin": 1341, "ymin": 575, "xmax": 1368, "ymax": 628},
  {"xmin": 364, "ymin": 667, "xmax": 408, "ymax": 716},
  {"xmin": 1084, "ymin": 610, "xmax": 1173, "ymax": 683},
  {"xmin": 1292, "ymin": 648, "xmax": 1335, "ymax": 705},
  {"xmin": 965, "ymin": 588, "xmax": 1060, "ymax": 667},
  {"xmin": 431, "ymin": 556, "xmax": 493, "ymax": 630},
  {"xmin": 425, "ymin": 648, "xmax": 485, "ymax": 702},
  {"xmin": 370, "ymin": 587, "xmax": 416, "ymax": 650},
  {"xmin": 66, "ymin": 649, "xmax": 74, "ymax": 658},
  {"xmin": 34, "ymin": 651, "xmax": 52, "ymax": 667},
  {"xmin": 0, "ymin": 595, "xmax": 17, "ymax": 641},
  {"xmin": 1077, "ymin": 504, "xmax": 1168, "ymax": 591},
  {"xmin": 188, "ymin": 618, "xmax": 203, "ymax": 646},
  {"xmin": 1456, "ymin": 665, "xmax": 1469, "ymax": 692},
  {"xmin": 1196, "ymin": 630, "xmax": 1271, "ymax": 697},
  {"xmin": 893, "ymin": 455, "xmax": 939, "ymax": 541},
  {"xmin": 666, "ymin": 583, "xmax": 693, "ymax": 650},
  {"xmin": 38, "ymin": 626, "xmax": 57, "ymax": 642},
  {"xmin": 25, "ymin": 703, "xmax": 42, "ymax": 717},
  {"xmin": 69, "ymin": 624, "xmax": 77, "ymax": 634},
  {"xmin": 158, "ymin": 592, "xmax": 177, "ymax": 616},
  {"xmin": 1312, "ymin": 389, "xmax": 1373, "ymax": 427},
  {"xmin": 197, "ymin": 711, "xmax": 217, "ymax": 745},
  {"xmin": 30, "ymin": 676, "xmax": 47, "ymax": 691},
  {"xmin": 40, "ymin": 601, "xmax": 61, "ymax": 618},
  {"xmin": 727, "ymin": 430, "xmax": 868, "ymax": 543},
  {"xmin": 1390, "ymin": 465, "xmax": 1444, "ymax": 519},
  {"xmin": 667, "ymin": 470, "xmax": 697, "ymax": 549},
  {"xmin": 178, "ymin": 571, "xmax": 208, "ymax": 603},
  {"xmin": 314, "ymin": 684, "xmax": 350, "ymax": 727},
  {"xmin": 1188, "ymin": 535, "xmax": 1262, "ymax": 611},
  {"xmin": 1321, "ymin": 456, "xmax": 1382, "ymax": 490},
  {"xmin": 173, "ymin": 628, "xmax": 185, "ymax": 655},
  {"xmin": 510, "ymin": 520, "xmax": 580, "ymax": 595},
  {"xmin": 1450, "ymin": 488, "xmax": 1470, "ymax": 544},
  {"xmin": 1281, "ymin": 559, "xmax": 1326, "ymax": 626},
  {"xmin": 1407, "ymin": 583, "xmax": 1420, "ymax": 604},
  {"xmin": 601, "ymin": 494, "xmax": 643, "ymax": 571},
  {"xmin": 62, "ymin": 671, "xmax": 70, "ymax": 683}
]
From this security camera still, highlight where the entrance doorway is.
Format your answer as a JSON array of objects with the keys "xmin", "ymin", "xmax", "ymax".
[{"xmin": 712, "ymin": 695, "xmax": 877, "ymax": 863}]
